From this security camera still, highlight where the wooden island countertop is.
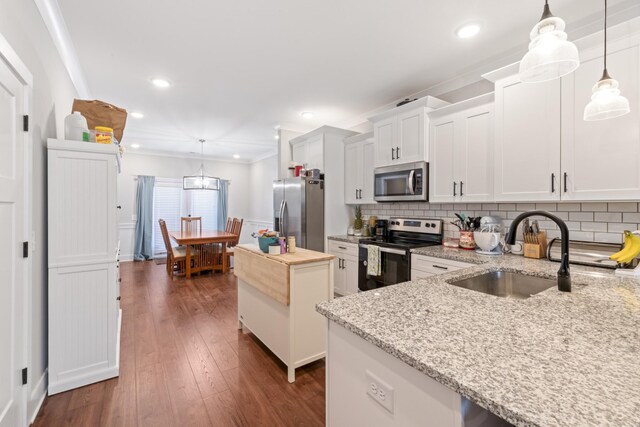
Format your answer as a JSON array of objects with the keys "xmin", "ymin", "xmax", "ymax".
[{"xmin": 234, "ymin": 244, "xmax": 335, "ymax": 266}]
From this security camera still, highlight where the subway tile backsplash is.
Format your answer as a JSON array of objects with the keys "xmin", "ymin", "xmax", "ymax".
[{"xmin": 360, "ymin": 202, "xmax": 640, "ymax": 244}]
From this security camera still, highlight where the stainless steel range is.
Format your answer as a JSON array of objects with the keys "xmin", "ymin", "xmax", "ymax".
[{"xmin": 358, "ymin": 218, "xmax": 443, "ymax": 291}]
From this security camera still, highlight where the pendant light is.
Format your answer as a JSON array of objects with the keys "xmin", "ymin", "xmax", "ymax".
[
  {"xmin": 183, "ymin": 139, "xmax": 220, "ymax": 190},
  {"xmin": 583, "ymin": 0, "xmax": 631, "ymax": 121},
  {"xmin": 519, "ymin": 0, "xmax": 580, "ymax": 83}
]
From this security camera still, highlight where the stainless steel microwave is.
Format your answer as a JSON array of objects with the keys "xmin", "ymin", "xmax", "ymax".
[{"xmin": 374, "ymin": 161, "xmax": 428, "ymax": 202}]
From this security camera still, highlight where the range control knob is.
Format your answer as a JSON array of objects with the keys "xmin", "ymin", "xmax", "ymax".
[{"xmin": 425, "ymin": 223, "xmax": 431, "ymax": 228}]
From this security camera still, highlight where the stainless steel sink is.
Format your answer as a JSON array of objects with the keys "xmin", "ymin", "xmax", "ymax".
[{"xmin": 447, "ymin": 270, "xmax": 555, "ymax": 299}]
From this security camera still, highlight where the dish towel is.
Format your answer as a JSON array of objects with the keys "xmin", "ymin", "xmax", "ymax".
[{"xmin": 367, "ymin": 245, "xmax": 381, "ymax": 276}]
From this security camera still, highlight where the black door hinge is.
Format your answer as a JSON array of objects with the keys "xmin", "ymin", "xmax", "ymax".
[
  {"xmin": 22, "ymin": 368, "xmax": 27, "ymax": 385},
  {"xmin": 23, "ymin": 242, "xmax": 29, "ymax": 258},
  {"xmin": 23, "ymin": 115, "xmax": 29, "ymax": 132}
]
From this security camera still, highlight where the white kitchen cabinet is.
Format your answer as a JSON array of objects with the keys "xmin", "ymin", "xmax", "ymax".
[
  {"xmin": 493, "ymin": 74, "xmax": 561, "ymax": 202},
  {"xmin": 410, "ymin": 254, "xmax": 473, "ymax": 281},
  {"xmin": 344, "ymin": 133, "xmax": 375, "ymax": 204},
  {"xmin": 429, "ymin": 95, "xmax": 494, "ymax": 203},
  {"xmin": 291, "ymin": 134, "xmax": 323, "ymax": 171},
  {"xmin": 328, "ymin": 241, "xmax": 359, "ymax": 296},
  {"xmin": 369, "ymin": 96, "xmax": 449, "ymax": 168},
  {"xmin": 561, "ymin": 34, "xmax": 640, "ymax": 201},
  {"xmin": 47, "ymin": 139, "xmax": 121, "ymax": 394}
]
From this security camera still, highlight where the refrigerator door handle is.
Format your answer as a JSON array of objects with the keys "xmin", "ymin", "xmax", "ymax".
[
  {"xmin": 277, "ymin": 200, "xmax": 284, "ymax": 232},
  {"xmin": 282, "ymin": 200, "xmax": 288, "ymax": 238}
]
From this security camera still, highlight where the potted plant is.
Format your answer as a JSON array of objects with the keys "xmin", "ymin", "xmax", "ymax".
[{"xmin": 450, "ymin": 214, "xmax": 480, "ymax": 250}]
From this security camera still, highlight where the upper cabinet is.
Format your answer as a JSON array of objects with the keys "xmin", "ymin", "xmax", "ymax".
[
  {"xmin": 291, "ymin": 134, "xmax": 324, "ymax": 171},
  {"xmin": 492, "ymin": 73, "xmax": 562, "ymax": 202},
  {"xmin": 429, "ymin": 94, "xmax": 494, "ymax": 203},
  {"xmin": 561, "ymin": 34, "xmax": 640, "ymax": 201},
  {"xmin": 369, "ymin": 96, "xmax": 449, "ymax": 168},
  {"xmin": 344, "ymin": 133, "xmax": 375, "ymax": 204}
]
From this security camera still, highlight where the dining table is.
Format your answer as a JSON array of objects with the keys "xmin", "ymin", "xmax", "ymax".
[{"xmin": 169, "ymin": 229, "xmax": 238, "ymax": 278}]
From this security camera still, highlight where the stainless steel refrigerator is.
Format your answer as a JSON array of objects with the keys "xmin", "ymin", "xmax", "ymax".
[{"xmin": 273, "ymin": 177, "xmax": 325, "ymax": 252}]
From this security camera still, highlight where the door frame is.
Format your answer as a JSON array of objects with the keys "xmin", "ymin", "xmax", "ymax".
[{"xmin": 0, "ymin": 32, "xmax": 34, "ymax": 426}]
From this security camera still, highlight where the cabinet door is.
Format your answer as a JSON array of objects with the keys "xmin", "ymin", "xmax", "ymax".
[
  {"xmin": 411, "ymin": 269, "xmax": 434, "ymax": 281},
  {"xmin": 331, "ymin": 256, "xmax": 346, "ymax": 296},
  {"xmin": 429, "ymin": 116, "xmax": 456, "ymax": 203},
  {"xmin": 397, "ymin": 108, "xmax": 425, "ymax": 163},
  {"xmin": 291, "ymin": 141, "xmax": 307, "ymax": 166},
  {"xmin": 343, "ymin": 257, "xmax": 359, "ymax": 295},
  {"xmin": 561, "ymin": 37, "xmax": 640, "ymax": 200},
  {"xmin": 307, "ymin": 135, "xmax": 324, "ymax": 171},
  {"xmin": 456, "ymin": 104, "xmax": 494, "ymax": 202},
  {"xmin": 361, "ymin": 140, "xmax": 376, "ymax": 204},
  {"xmin": 494, "ymin": 74, "xmax": 561, "ymax": 201},
  {"xmin": 374, "ymin": 118, "xmax": 396, "ymax": 167},
  {"xmin": 344, "ymin": 143, "xmax": 361, "ymax": 204}
]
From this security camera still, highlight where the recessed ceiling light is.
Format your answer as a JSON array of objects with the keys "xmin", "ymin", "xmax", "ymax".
[
  {"xmin": 233, "ymin": 154, "xmax": 240, "ymax": 159},
  {"xmin": 151, "ymin": 78, "xmax": 171, "ymax": 88},
  {"xmin": 456, "ymin": 24, "xmax": 481, "ymax": 39},
  {"xmin": 131, "ymin": 143, "xmax": 140, "ymax": 148},
  {"xmin": 300, "ymin": 111, "xmax": 314, "ymax": 119},
  {"xmin": 274, "ymin": 134, "xmax": 280, "ymax": 140},
  {"xmin": 130, "ymin": 112, "xmax": 144, "ymax": 119}
]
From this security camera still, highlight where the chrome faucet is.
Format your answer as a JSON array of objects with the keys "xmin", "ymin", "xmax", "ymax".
[{"xmin": 506, "ymin": 211, "xmax": 571, "ymax": 292}]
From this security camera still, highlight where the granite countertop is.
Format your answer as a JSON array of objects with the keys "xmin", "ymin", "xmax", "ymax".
[
  {"xmin": 328, "ymin": 235, "xmax": 372, "ymax": 244},
  {"xmin": 317, "ymin": 246, "xmax": 640, "ymax": 427}
]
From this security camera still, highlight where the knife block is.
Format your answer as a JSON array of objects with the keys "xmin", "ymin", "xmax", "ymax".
[{"xmin": 523, "ymin": 231, "xmax": 548, "ymax": 259}]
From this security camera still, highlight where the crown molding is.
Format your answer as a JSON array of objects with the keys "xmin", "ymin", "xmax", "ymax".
[{"xmin": 34, "ymin": 0, "xmax": 91, "ymax": 98}]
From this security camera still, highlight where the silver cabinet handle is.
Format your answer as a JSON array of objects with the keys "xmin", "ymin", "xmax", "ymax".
[
  {"xmin": 396, "ymin": 146, "xmax": 400, "ymax": 159},
  {"xmin": 460, "ymin": 181, "xmax": 464, "ymax": 197},
  {"xmin": 564, "ymin": 172, "xmax": 568, "ymax": 193},
  {"xmin": 338, "ymin": 246, "xmax": 347, "ymax": 250},
  {"xmin": 356, "ymin": 188, "xmax": 359, "ymax": 199},
  {"xmin": 551, "ymin": 173, "xmax": 555, "ymax": 193},
  {"xmin": 453, "ymin": 182, "xmax": 457, "ymax": 196},
  {"xmin": 358, "ymin": 189, "xmax": 362, "ymax": 199},
  {"xmin": 432, "ymin": 264, "xmax": 449, "ymax": 270},
  {"xmin": 391, "ymin": 147, "xmax": 395, "ymax": 160}
]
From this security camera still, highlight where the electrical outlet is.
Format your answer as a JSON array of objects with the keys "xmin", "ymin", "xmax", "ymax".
[{"xmin": 366, "ymin": 370, "xmax": 394, "ymax": 413}]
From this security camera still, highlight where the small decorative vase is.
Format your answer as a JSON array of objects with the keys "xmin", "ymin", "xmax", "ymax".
[{"xmin": 459, "ymin": 231, "xmax": 476, "ymax": 250}]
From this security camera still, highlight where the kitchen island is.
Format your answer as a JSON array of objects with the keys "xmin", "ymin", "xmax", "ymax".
[
  {"xmin": 234, "ymin": 244, "xmax": 334, "ymax": 382},
  {"xmin": 317, "ymin": 246, "xmax": 640, "ymax": 426}
]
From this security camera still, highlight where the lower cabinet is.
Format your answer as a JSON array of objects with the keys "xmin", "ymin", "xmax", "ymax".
[
  {"xmin": 328, "ymin": 241, "xmax": 359, "ymax": 296},
  {"xmin": 48, "ymin": 260, "xmax": 121, "ymax": 394},
  {"xmin": 410, "ymin": 254, "xmax": 473, "ymax": 281}
]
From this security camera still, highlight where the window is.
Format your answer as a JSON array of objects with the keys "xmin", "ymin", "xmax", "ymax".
[{"xmin": 151, "ymin": 178, "xmax": 219, "ymax": 258}]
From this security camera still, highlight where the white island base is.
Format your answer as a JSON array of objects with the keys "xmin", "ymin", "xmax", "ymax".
[
  {"xmin": 327, "ymin": 322, "xmax": 511, "ymax": 426},
  {"xmin": 235, "ymin": 245, "xmax": 334, "ymax": 382}
]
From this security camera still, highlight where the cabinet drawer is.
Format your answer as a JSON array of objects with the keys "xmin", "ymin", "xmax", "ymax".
[
  {"xmin": 411, "ymin": 269, "xmax": 434, "ymax": 281},
  {"xmin": 328, "ymin": 240, "xmax": 359, "ymax": 258},
  {"xmin": 411, "ymin": 254, "xmax": 473, "ymax": 275}
]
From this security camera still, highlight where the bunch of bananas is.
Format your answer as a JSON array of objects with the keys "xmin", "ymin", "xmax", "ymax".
[{"xmin": 610, "ymin": 231, "xmax": 640, "ymax": 264}]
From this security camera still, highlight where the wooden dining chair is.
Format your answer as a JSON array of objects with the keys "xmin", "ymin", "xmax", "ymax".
[
  {"xmin": 226, "ymin": 218, "xmax": 244, "ymax": 269},
  {"xmin": 225, "ymin": 217, "xmax": 233, "ymax": 233},
  {"xmin": 181, "ymin": 216, "xmax": 202, "ymax": 234},
  {"xmin": 159, "ymin": 219, "xmax": 186, "ymax": 276}
]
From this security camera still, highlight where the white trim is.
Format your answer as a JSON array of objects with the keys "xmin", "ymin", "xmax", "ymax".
[
  {"xmin": 250, "ymin": 152, "xmax": 278, "ymax": 164},
  {"xmin": 27, "ymin": 369, "xmax": 47, "ymax": 426},
  {"xmin": 125, "ymin": 148, "xmax": 267, "ymax": 165},
  {"xmin": 33, "ymin": 0, "xmax": 91, "ymax": 98}
]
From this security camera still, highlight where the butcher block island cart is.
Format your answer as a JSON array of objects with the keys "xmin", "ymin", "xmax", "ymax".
[{"xmin": 234, "ymin": 244, "xmax": 335, "ymax": 382}]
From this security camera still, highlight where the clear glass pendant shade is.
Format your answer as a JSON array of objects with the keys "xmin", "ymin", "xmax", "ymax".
[
  {"xmin": 183, "ymin": 140, "xmax": 220, "ymax": 190},
  {"xmin": 583, "ymin": 77, "xmax": 631, "ymax": 121},
  {"xmin": 519, "ymin": 15, "xmax": 580, "ymax": 83}
]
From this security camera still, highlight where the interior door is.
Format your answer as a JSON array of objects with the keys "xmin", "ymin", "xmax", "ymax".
[{"xmin": 0, "ymin": 52, "xmax": 26, "ymax": 427}]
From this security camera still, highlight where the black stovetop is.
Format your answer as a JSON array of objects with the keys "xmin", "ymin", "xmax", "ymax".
[{"xmin": 360, "ymin": 232, "xmax": 442, "ymax": 251}]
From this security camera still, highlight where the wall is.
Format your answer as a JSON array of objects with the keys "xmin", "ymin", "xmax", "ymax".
[
  {"xmin": 117, "ymin": 152, "xmax": 252, "ymax": 259},
  {"xmin": 362, "ymin": 202, "xmax": 640, "ymax": 245},
  {"xmin": 248, "ymin": 155, "xmax": 277, "ymax": 222},
  {"xmin": 0, "ymin": 0, "xmax": 78, "ymax": 422}
]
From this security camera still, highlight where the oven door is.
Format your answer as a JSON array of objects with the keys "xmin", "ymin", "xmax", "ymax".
[
  {"xmin": 374, "ymin": 161, "xmax": 427, "ymax": 202},
  {"xmin": 358, "ymin": 245, "xmax": 409, "ymax": 291}
]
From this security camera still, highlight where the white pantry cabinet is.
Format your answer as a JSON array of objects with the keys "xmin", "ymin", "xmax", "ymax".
[
  {"xmin": 344, "ymin": 133, "xmax": 375, "ymax": 204},
  {"xmin": 369, "ymin": 96, "xmax": 449, "ymax": 168},
  {"xmin": 493, "ymin": 74, "xmax": 561, "ymax": 202},
  {"xmin": 561, "ymin": 34, "xmax": 640, "ymax": 201},
  {"xmin": 429, "ymin": 94, "xmax": 494, "ymax": 203},
  {"xmin": 328, "ymin": 240, "xmax": 359, "ymax": 296},
  {"xmin": 47, "ymin": 139, "xmax": 121, "ymax": 395}
]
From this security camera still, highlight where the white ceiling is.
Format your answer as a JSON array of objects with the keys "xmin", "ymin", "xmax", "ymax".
[{"xmin": 56, "ymin": 0, "xmax": 639, "ymax": 162}]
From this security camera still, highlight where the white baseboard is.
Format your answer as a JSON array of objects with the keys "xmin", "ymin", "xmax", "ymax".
[
  {"xmin": 28, "ymin": 368, "xmax": 47, "ymax": 425},
  {"xmin": 119, "ymin": 254, "xmax": 134, "ymax": 262}
]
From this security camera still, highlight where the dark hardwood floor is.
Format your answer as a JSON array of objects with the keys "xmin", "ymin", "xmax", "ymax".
[{"xmin": 33, "ymin": 261, "xmax": 326, "ymax": 426}]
